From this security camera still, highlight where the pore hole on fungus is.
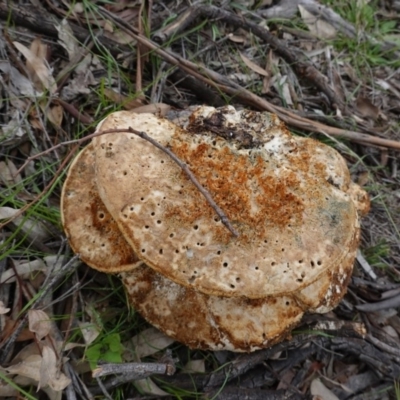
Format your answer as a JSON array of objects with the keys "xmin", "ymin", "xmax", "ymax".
[
  {"xmin": 98, "ymin": 212, "xmax": 105, "ymax": 219},
  {"xmin": 317, "ymin": 260, "xmax": 322, "ymax": 266},
  {"xmin": 223, "ymin": 262, "xmax": 228, "ymax": 267},
  {"xmin": 145, "ymin": 225, "xmax": 149, "ymax": 229}
]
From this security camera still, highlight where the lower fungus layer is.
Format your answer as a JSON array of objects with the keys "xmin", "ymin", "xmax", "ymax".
[
  {"xmin": 121, "ymin": 264, "xmax": 305, "ymax": 352},
  {"xmin": 121, "ymin": 247, "xmax": 354, "ymax": 352}
]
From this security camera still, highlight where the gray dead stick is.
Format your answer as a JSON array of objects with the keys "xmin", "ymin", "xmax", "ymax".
[
  {"xmin": 355, "ymin": 293, "xmax": 400, "ymax": 312},
  {"xmin": 92, "ymin": 360, "xmax": 176, "ymax": 379}
]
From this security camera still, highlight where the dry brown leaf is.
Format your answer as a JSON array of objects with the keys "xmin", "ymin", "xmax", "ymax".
[
  {"xmin": 0, "ymin": 300, "xmax": 10, "ymax": 315},
  {"xmin": 310, "ymin": 378, "xmax": 340, "ymax": 400},
  {"xmin": 6, "ymin": 354, "xmax": 42, "ymax": 383},
  {"xmin": 261, "ymin": 50, "xmax": 274, "ymax": 94},
  {"xmin": 131, "ymin": 103, "xmax": 171, "ymax": 116},
  {"xmin": 103, "ymin": 88, "xmax": 146, "ymax": 110},
  {"xmin": 1, "ymin": 318, "xmax": 35, "ymax": 342},
  {"xmin": 272, "ymin": 74, "xmax": 293, "ymax": 105},
  {"xmin": 0, "ymin": 259, "xmax": 46, "ymax": 284},
  {"xmin": 331, "ymin": 69, "xmax": 346, "ymax": 102},
  {"xmin": 103, "ymin": 29, "xmax": 136, "ymax": 45},
  {"xmin": 0, "ymin": 207, "xmax": 52, "ymax": 244},
  {"xmin": 78, "ymin": 321, "xmax": 101, "ymax": 345},
  {"xmin": 134, "ymin": 378, "xmax": 170, "ymax": 396},
  {"xmin": 298, "ymin": 5, "xmax": 337, "ymax": 39},
  {"xmin": 56, "ymin": 19, "xmax": 79, "ymax": 61},
  {"xmin": 382, "ymin": 325, "xmax": 399, "ymax": 339},
  {"xmin": 46, "ymin": 103, "xmax": 64, "ymax": 127},
  {"xmin": 10, "ymin": 342, "xmax": 40, "ymax": 364},
  {"xmin": 40, "ymin": 346, "xmax": 71, "ymax": 391},
  {"xmin": 0, "ymin": 379, "xmax": 18, "ymax": 397},
  {"xmin": 1, "ymin": 109, "xmax": 26, "ymax": 145},
  {"xmin": 0, "ymin": 62, "xmax": 38, "ymax": 98},
  {"xmin": 239, "ymin": 52, "xmax": 270, "ymax": 77},
  {"xmin": 29, "ymin": 38, "xmax": 48, "ymax": 62},
  {"xmin": 13, "ymin": 41, "xmax": 56, "ymax": 94},
  {"xmin": 182, "ymin": 359, "xmax": 205, "ymax": 373},
  {"xmin": 277, "ymin": 369, "xmax": 295, "ymax": 390},
  {"xmin": 125, "ymin": 327, "xmax": 174, "ymax": 360},
  {"xmin": 38, "ymin": 345, "xmax": 57, "ymax": 390},
  {"xmin": 357, "ymin": 171, "xmax": 369, "ymax": 187},
  {"xmin": 227, "ymin": 33, "xmax": 245, "ymax": 43},
  {"xmin": 6, "ymin": 347, "xmax": 70, "ymax": 393},
  {"xmin": 356, "ymin": 96, "xmax": 380, "ymax": 120},
  {"xmin": 28, "ymin": 309, "xmax": 52, "ymax": 340},
  {"xmin": 0, "ymin": 160, "xmax": 22, "ymax": 186}
]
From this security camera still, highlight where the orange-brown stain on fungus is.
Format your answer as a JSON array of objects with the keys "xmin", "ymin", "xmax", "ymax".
[{"xmin": 166, "ymin": 137, "xmax": 305, "ymax": 246}]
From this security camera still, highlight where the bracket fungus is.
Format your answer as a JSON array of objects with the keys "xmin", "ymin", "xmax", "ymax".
[{"xmin": 61, "ymin": 106, "xmax": 369, "ymax": 352}]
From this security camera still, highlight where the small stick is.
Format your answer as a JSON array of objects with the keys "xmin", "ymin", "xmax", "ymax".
[
  {"xmin": 127, "ymin": 127, "xmax": 239, "ymax": 238},
  {"xmin": 92, "ymin": 360, "xmax": 175, "ymax": 379}
]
